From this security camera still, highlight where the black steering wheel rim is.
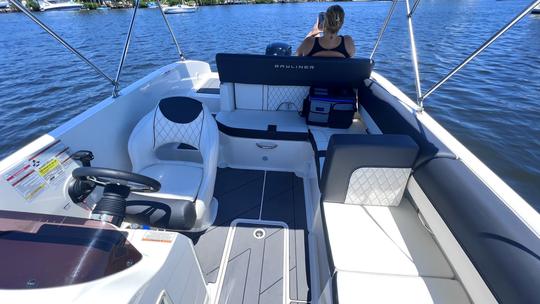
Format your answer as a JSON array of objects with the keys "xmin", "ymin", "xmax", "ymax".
[{"xmin": 72, "ymin": 167, "xmax": 161, "ymax": 193}]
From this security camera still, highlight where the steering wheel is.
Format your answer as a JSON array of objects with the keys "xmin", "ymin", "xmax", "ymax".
[{"xmin": 72, "ymin": 167, "xmax": 161, "ymax": 193}]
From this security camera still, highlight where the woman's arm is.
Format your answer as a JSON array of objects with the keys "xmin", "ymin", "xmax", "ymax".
[
  {"xmin": 344, "ymin": 35, "xmax": 356, "ymax": 58},
  {"xmin": 305, "ymin": 18, "xmax": 322, "ymax": 38}
]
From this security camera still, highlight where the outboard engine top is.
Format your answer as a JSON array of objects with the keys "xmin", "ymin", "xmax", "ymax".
[{"xmin": 265, "ymin": 42, "xmax": 292, "ymax": 56}]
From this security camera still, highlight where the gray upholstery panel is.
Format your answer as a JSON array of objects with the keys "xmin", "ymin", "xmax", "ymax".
[
  {"xmin": 414, "ymin": 158, "xmax": 540, "ymax": 304},
  {"xmin": 320, "ymin": 134, "xmax": 419, "ymax": 203}
]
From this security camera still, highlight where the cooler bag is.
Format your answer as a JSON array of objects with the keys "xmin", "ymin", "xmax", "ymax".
[{"xmin": 302, "ymin": 87, "xmax": 357, "ymax": 129}]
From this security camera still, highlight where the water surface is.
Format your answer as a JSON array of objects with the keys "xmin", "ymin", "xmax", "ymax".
[{"xmin": 0, "ymin": 0, "xmax": 539, "ymax": 210}]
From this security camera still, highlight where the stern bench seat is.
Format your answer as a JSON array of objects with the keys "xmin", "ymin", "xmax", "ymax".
[{"xmin": 215, "ymin": 53, "xmax": 373, "ymax": 141}]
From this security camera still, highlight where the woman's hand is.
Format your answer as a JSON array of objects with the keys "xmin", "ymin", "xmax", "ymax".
[{"xmin": 306, "ymin": 19, "xmax": 322, "ymax": 38}]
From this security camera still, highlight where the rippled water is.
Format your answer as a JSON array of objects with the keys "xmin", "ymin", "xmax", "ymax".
[{"xmin": 0, "ymin": 0, "xmax": 539, "ymax": 210}]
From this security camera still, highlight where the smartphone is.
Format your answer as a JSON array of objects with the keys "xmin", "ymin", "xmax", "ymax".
[{"xmin": 318, "ymin": 12, "xmax": 325, "ymax": 31}]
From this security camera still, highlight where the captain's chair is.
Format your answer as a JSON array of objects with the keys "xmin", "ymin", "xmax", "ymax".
[{"xmin": 127, "ymin": 97, "xmax": 219, "ymax": 231}]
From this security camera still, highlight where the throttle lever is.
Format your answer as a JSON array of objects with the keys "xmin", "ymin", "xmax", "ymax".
[{"xmin": 71, "ymin": 150, "xmax": 94, "ymax": 167}]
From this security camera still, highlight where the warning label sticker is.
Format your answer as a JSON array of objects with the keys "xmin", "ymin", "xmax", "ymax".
[
  {"xmin": 142, "ymin": 231, "xmax": 176, "ymax": 243},
  {"xmin": 3, "ymin": 140, "xmax": 74, "ymax": 202}
]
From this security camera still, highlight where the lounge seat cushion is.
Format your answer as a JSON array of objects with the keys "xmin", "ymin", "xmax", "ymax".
[
  {"xmin": 323, "ymin": 199, "xmax": 454, "ymax": 278},
  {"xmin": 216, "ymin": 109, "xmax": 308, "ymax": 140},
  {"xmin": 334, "ymin": 271, "xmax": 471, "ymax": 304}
]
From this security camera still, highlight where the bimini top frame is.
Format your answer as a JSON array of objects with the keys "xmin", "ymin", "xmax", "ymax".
[
  {"xmin": 370, "ymin": 0, "xmax": 540, "ymax": 110},
  {"xmin": 8, "ymin": 0, "xmax": 184, "ymax": 98},
  {"xmin": 9, "ymin": 0, "xmax": 540, "ymax": 103}
]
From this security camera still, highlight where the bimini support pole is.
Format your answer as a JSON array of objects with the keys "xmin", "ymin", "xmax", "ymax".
[
  {"xmin": 404, "ymin": 0, "xmax": 423, "ymax": 110},
  {"xmin": 157, "ymin": 0, "xmax": 185, "ymax": 61},
  {"xmin": 7, "ymin": 0, "xmax": 116, "ymax": 87},
  {"xmin": 421, "ymin": 0, "xmax": 540, "ymax": 102},
  {"xmin": 408, "ymin": 0, "xmax": 422, "ymax": 17},
  {"xmin": 370, "ymin": 0, "xmax": 398, "ymax": 60},
  {"xmin": 113, "ymin": 0, "xmax": 141, "ymax": 97}
]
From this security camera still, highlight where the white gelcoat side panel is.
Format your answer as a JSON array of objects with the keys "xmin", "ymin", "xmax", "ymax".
[
  {"xmin": 408, "ymin": 177, "xmax": 497, "ymax": 304},
  {"xmin": 218, "ymin": 134, "xmax": 312, "ymax": 173},
  {"xmin": 234, "ymin": 83, "xmax": 264, "ymax": 110},
  {"xmin": 219, "ymin": 83, "xmax": 235, "ymax": 112}
]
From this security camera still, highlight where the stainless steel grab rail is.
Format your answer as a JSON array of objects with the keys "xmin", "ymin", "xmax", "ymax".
[{"xmin": 8, "ymin": 0, "xmax": 117, "ymax": 87}]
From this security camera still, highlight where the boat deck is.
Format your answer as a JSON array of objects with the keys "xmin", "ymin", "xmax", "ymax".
[{"xmin": 185, "ymin": 168, "xmax": 311, "ymax": 303}]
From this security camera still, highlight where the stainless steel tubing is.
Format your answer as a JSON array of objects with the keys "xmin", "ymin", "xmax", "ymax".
[
  {"xmin": 113, "ymin": 0, "xmax": 141, "ymax": 97},
  {"xmin": 404, "ymin": 0, "xmax": 423, "ymax": 108},
  {"xmin": 157, "ymin": 0, "xmax": 185, "ymax": 61},
  {"xmin": 370, "ymin": 0, "xmax": 398, "ymax": 60},
  {"xmin": 8, "ymin": 0, "xmax": 116, "ymax": 86},
  {"xmin": 409, "ymin": 0, "xmax": 421, "ymax": 17},
  {"xmin": 421, "ymin": 0, "xmax": 540, "ymax": 102}
]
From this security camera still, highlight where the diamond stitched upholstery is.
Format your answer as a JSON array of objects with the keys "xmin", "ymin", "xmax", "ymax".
[
  {"xmin": 345, "ymin": 167, "xmax": 410, "ymax": 206},
  {"xmin": 153, "ymin": 108, "xmax": 203, "ymax": 150},
  {"xmin": 266, "ymin": 85, "xmax": 309, "ymax": 111}
]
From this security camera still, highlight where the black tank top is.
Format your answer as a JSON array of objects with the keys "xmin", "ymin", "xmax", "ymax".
[{"xmin": 307, "ymin": 36, "xmax": 350, "ymax": 58}]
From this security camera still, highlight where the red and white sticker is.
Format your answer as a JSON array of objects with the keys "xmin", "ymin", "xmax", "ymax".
[{"xmin": 3, "ymin": 140, "xmax": 73, "ymax": 202}]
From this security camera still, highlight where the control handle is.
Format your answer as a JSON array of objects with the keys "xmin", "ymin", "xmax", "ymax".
[{"xmin": 71, "ymin": 150, "xmax": 94, "ymax": 167}]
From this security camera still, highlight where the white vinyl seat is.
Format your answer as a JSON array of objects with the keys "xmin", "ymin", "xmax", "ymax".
[
  {"xmin": 333, "ymin": 271, "xmax": 471, "ymax": 304},
  {"xmin": 323, "ymin": 199, "xmax": 454, "ymax": 278},
  {"xmin": 319, "ymin": 134, "xmax": 470, "ymax": 303},
  {"xmin": 128, "ymin": 97, "xmax": 219, "ymax": 231}
]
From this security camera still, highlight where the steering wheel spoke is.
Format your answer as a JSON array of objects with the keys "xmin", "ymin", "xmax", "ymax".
[{"xmin": 72, "ymin": 167, "xmax": 161, "ymax": 193}]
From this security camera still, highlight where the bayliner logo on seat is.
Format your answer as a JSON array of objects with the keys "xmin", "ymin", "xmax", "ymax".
[{"xmin": 274, "ymin": 64, "xmax": 315, "ymax": 70}]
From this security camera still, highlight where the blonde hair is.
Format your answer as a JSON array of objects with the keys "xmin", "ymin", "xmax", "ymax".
[{"xmin": 324, "ymin": 5, "xmax": 345, "ymax": 34}]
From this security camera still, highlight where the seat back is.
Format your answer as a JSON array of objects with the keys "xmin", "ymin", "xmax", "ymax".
[
  {"xmin": 321, "ymin": 134, "xmax": 419, "ymax": 206},
  {"xmin": 129, "ymin": 97, "xmax": 218, "ymax": 174},
  {"xmin": 216, "ymin": 53, "xmax": 373, "ymax": 112},
  {"xmin": 153, "ymin": 97, "xmax": 204, "ymax": 150}
]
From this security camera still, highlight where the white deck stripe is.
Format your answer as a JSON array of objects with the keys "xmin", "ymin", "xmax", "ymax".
[{"xmin": 259, "ymin": 171, "xmax": 267, "ymax": 220}]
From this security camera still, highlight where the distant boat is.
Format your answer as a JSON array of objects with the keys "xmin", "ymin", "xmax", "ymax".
[
  {"xmin": 0, "ymin": 0, "xmax": 10, "ymax": 8},
  {"xmin": 164, "ymin": 4, "xmax": 197, "ymax": 14},
  {"xmin": 147, "ymin": 1, "xmax": 159, "ymax": 8},
  {"xmin": 532, "ymin": 4, "xmax": 540, "ymax": 14},
  {"xmin": 96, "ymin": 5, "xmax": 111, "ymax": 10},
  {"xmin": 38, "ymin": 0, "xmax": 83, "ymax": 11}
]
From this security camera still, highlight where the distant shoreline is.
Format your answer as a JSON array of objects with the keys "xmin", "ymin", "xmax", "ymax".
[{"xmin": 0, "ymin": 0, "xmax": 390, "ymax": 14}]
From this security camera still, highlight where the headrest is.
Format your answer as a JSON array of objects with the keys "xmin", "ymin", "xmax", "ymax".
[
  {"xmin": 216, "ymin": 53, "xmax": 373, "ymax": 88},
  {"xmin": 158, "ymin": 97, "xmax": 203, "ymax": 123},
  {"xmin": 153, "ymin": 97, "xmax": 204, "ymax": 150}
]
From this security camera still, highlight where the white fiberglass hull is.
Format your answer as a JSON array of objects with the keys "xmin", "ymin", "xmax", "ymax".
[
  {"xmin": 164, "ymin": 5, "xmax": 197, "ymax": 14},
  {"xmin": 40, "ymin": 2, "xmax": 82, "ymax": 11},
  {"xmin": 532, "ymin": 4, "xmax": 540, "ymax": 14}
]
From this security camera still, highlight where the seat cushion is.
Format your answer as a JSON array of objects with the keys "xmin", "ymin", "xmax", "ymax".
[
  {"xmin": 334, "ymin": 271, "xmax": 471, "ymax": 304},
  {"xmin": 216, "ymin": 109, "xmax": 308, "ymax": 140},
  {"xmin": 133, "ymin": 163, "xmax": 203, "ymax": 201},
  {"xmin": 323, "ymin": 199, "xmax": 454, "ymax": 278}
]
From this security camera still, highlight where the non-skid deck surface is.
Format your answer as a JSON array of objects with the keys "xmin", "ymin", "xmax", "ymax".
[
  {"xmin": 217, "ymin": 222, "xmax": 286, "ymax": 304},
  {"xmin": 186, "ymin": 168, "xmax": 310, "ymax": 302}
]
